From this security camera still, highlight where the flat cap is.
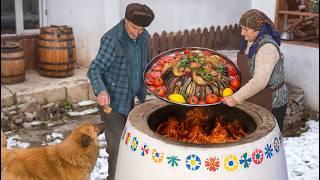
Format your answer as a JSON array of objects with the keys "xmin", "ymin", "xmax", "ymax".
[{"xmin": 125, "ymin": 3, "xmax": 154, "ymax": 27}]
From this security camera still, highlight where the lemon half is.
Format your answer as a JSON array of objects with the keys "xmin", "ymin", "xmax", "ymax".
[{"xmin": 168, "ymin": 94, "xmax": 186, "ymax": 103}]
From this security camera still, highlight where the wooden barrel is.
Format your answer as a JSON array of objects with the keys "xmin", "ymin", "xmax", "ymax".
[
  {"xmin": 1, "ymin": 41, "xmax": 26, "ymax": 84},
  {"xmin": 37, "ymin": 26, "xmax": 76, "ymax": 77}
]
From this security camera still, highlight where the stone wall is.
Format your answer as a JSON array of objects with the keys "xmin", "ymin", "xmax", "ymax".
[{"xmin": 283, "ymin": 83, "xmax": 306, "ymax": 131}]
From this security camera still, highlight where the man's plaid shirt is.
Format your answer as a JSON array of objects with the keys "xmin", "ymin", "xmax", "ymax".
[{"xmin": 87, "ymin": 20, "xmax": 150, "ymax": 115}]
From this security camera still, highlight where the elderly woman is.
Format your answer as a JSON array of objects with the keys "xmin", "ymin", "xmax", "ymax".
[{"xmin": 224, "ymin": 9, "xmax": 288, "ymax": 131}]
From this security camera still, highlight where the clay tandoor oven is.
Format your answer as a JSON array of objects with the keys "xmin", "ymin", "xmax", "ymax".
[{"xmin": 115, "ymin": 100, "xmax": 288, "ymax": 180}]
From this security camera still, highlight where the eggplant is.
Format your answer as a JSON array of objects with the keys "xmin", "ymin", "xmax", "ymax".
[
  {"xmin": 180, "ymin": 77, "xmax": 192, "ymax": 95},
  {"xmin": 205, "ymin": 85, "xmax": 213, "ymax": 95}
]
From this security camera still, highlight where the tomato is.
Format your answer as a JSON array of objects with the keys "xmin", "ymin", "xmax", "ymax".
[
  {"xmin": 146, "ymin": 73, "xmax": 152, "ymax": 80},
  {"xmin": 198, "ymin": 101, "xmax": 206, "ymax": 105},
  {"xmin": 230, "ymin": 79, "xmax": 241, "ymax": 90},
  {"xmin": 226, "ymin": 64, "xmax": 238, "ymax": 76},
  {"xmin": 184, "ymin": 48, "xmax": 191, "ymax": 54},
  {"xmin": 157, "ymin": 59, "xmax": 166, "ymax": 65},
  {"xmin": 153, "ymin": 77, "xmax": 164, "ymax": 87},
  {"xmin": 148, "ymin": 86, "xmax": 156, "ymax": 92},
  {"xmin": 145, "ymin": 78, "xmax": 154, "ymax": 86},
  {"xmin": 187, "ymin": 96, "xmax": 199, "ymax": 104},
  {"xmin": 218, "ymin": 97, "xmax": 224, "ymax": 102},
  {"xmin": 203, "ymin": 51, "xmax": 212, "ymax": 56},
  {"xmin": 152, "ymin": 65, "xmax": 163, "ymax": 71},
  {"xmin": 163, "ymin": 56, "xmax": 174, "ymax": 63},
  {"xmin": 148, "ymin": 71, "xmax": 161, "ymax": 79},
  {"xmin": 154, "ymin": 86, "xmax": 166, "ymax": 97},
  {"xmin": 229, "ymin": 75, "xmax": 240, "ymax": 80},
  {"xmin": 205, "ymin": 94, "xmax": 219, "ymax": 104}
]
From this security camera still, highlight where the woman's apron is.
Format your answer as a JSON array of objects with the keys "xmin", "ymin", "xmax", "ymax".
[{"xmin": 236, "ymin": 52, "xmax": 283, "ymax": 111}]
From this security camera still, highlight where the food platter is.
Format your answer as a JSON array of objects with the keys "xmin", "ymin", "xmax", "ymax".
[{"xmin": 144, "ymin": 47, "xmax": 241, "ymax": 106}]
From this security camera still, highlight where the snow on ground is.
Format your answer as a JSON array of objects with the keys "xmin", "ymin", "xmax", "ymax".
[
  {"xmin": 283, "ymin": 120, "xmax": 319, "ymax": 180},
  {"xmin": 5, "ymin": 120, "xmax": 319, "ymax": 180}
]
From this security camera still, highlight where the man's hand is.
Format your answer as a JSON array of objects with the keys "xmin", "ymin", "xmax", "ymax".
[
  {"xmin": 223, "ymin": 96, "xmax": 238, "ymax": 107},
  {"xmin": 97, "ymin": 91, "xmax": 111, "ymax": 113}
]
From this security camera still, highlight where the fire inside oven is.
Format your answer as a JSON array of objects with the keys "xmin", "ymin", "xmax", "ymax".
[{"xmin": 148, "ymin": 104, "xmax": 257, "ymax": 144}]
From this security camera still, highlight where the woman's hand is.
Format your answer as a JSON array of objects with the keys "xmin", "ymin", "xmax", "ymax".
[{"xmin": 223, "ymin": 96, "xmax": 238, "ymax": 107}]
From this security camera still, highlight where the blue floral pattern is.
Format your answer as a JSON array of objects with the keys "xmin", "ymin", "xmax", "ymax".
[
  {"xmin": 265, "ymin": 144, "xmax": 273, "ymax": 159},
  {"xmin": 274, "ymin": 137, "xmax": 280, "ymax": 153},
  {"xmin": 186, "ymin": 154, "xmax": 201, "ymax": 171}
]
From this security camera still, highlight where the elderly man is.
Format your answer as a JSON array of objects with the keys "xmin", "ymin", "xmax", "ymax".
[{"xmin": 87, "ymin": 3, "xmax": 154, "ymax": 180}]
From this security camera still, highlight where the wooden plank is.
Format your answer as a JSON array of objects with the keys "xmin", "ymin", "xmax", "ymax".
[
  {"xmin": 188, "ymin": 29, "xmax": 196, "ymax": 46},
  {"xmin": 159, "ymin": 31, "xmax": 168, "ymax": 53},
  {"xmin": 208, "ymin": 26, "xmax": 215, "ymax": 49},
  {"xmin": 182, "ymin": 29, "xmax": 189, "ymax": 47},
  {"xmin": 232, "ymin": 24, "xmax": 241, "ymax": 50},
  {"xmin": 151, "ymin": 33, "xmax": 160, "ymax": 58},
  {"xmin": 195, "ymin": 28, "xmax": 202, "ymax": 47},
  {"xmin": 225, "ymin": 24, "xmax": 234, "ymax": 50},
  {"xmin": 174, "ymin": 31, "xmax": 182, "ymax": 48},
  {"xmin": 214, "ymin": 26, "xmax": 222, "ymax": 50},
  {"xmin": 278, "ymin": 11, "xmax": 319, "ymax": 17},
  {"xmin": 27, "ymin": 37, "xmax": 38, "ymax": 70},
  {"xmin": 147, "ymin": 34, "xmax": 152, "ymax": 61},
  {"xmin": 220, "ymin": 25, "xmax": 228, "ymax": 49},
  {"xmin": 275, "ymin": 0, "xmax": 288, "ymax": 31},
  {"xmin": 201, "ymin": 27, "xmax": 209, "ymax": 48},
  {"xmin": 167, "ymin": 32, "xmax": 175, "ymax": 50}
]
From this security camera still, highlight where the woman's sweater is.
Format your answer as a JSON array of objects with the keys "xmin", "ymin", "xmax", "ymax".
[{"xmin": 233, "ymin": 42, "xmax": 280, "ymax": 103}]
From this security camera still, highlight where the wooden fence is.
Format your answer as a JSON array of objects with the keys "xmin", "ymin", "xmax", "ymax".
[{"xmin": 150, "ymin": 23, "xmax": 241, "ymax": 58}]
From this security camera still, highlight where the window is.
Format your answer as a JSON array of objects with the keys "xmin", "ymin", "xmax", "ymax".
[{"xmin": 1, "ymin": 0, "xmax": 47, "ymax": 36}]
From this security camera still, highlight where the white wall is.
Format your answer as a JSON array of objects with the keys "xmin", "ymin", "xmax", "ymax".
[
  {"xmin": 281, "ymin": 44, "xmax": 319, "ymax": 111},
  {"xmin": 47, "ymin": 0, "xmax": 107, "ymax": 67},
  {"xmin": 251, "ymin": 0, "xmax": 277, "ymax": 22},
  {"xmin": 121, "ymin": 0, "xmax": 251, "ymax": 34}
]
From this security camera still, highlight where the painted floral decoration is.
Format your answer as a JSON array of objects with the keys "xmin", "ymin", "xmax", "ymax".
[
  {"xmin": 205, "ymin": 157, "xmax": 220, "ymax": 172},
  {"xmin": 274, "ymin": 137, "xmax": 280, "ymax": 153},
  {"xmin": 152, "ymin": 149, "xmax": 164, "ymax": 163},
  {"xmin": 186, "ymin": 154, "xmax": 201, "ymax": 171},
  {"xmin": 265, "ymin": 144, "xmax": 273, "ymax": 159},
  {"xmin": 252, "ymin": 148, "xmax": 264, "ymax": 164},
  {"xmin": 130, "ymin": 137, "xmax": 139, "ymax": 151},
  {"xmin": 224, "ymin": 154, "xmax": 239, "ymax": 171},
  {"xmin": 239, "ymin": 152, "xmax": 252, "ymax": 168},
  {"xmin": 125, "ymin": 132, "xmax": 131, "ymax": 145},
  {"xmin": 167, "ymin": 155, "xmax": 180, "ymax": 167},
  {"xmin": 140, "ymin": 144, "xmax": 150, "ymax": 157}
]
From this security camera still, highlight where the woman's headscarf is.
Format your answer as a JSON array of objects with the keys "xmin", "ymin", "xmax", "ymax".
[{"xmin": 239, "ymin": 9, "xmax": 281, "ymax": 58}]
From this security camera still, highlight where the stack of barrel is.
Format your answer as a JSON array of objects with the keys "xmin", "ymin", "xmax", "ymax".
[
  {"xmin": 37, "ymin": 25, "xmax": 76, "ymax": 77},
  {"xmin": 1, "ymin": 41, "xmax": 26, "ymax": 84}
]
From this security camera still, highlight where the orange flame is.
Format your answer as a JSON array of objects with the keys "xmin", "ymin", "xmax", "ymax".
[{"xmin": 156, "ymin": 108, "xmax": 247, "ymax": 144}]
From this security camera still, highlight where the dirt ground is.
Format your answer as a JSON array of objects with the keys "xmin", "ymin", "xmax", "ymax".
[{"xmin": 4, "ymin": 114, "xmax": 102, "ymax": 147}]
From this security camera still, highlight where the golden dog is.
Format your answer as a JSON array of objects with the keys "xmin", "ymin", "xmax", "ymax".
[{"xmin": 1, "ymin": 123, "xmax": 105, "ymax": 180}]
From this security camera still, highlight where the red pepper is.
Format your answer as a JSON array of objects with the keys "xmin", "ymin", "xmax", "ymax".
[{"xmin": 154, "ymin": 86, "xmax": 166, "ymax": 97}]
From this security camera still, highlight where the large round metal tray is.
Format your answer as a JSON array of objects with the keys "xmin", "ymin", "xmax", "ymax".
[{"xmin": 143, "ymin": 47, "xmax": 241, "ymax": 107}]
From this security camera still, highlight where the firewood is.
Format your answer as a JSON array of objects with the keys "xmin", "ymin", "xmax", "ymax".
[
  {"xmin": 293, "ymin": 29, "xmax": 307, "ymax": 37},
  {"xmin": 295, "ymin": 35, "xmax": 319, "ymax": 41}
]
